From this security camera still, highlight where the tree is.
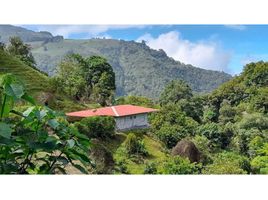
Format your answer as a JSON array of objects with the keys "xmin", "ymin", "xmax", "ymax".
[
  {"xmin": 252, "ymin": 87, "xmax": 268, "ymax": 114},
  {"xmin": 250, "ymin": 142, "xmax": 268, "ymax": 174},
  {"xmin": 156, "ymin": 123, "xmax": 185, "ymax": 149},
  {"xmin": 150, "ymin": 104, "xmax": 197, "ymax": 149},
  {"xmin": 53, "ymin": 54, "xmax": 116, "ymax": 106},
  {"xmin": 53, "ymin": 55, "xmax": 86, "ymax": 99},
  {"xmin": 177, "ymin": 95, "xmax": 204, "ymax": 123},
  {"xmin": 243, "ymin": 61, "xmax": 268, "ymax": 87},
  {"xmin": 202, "ymin": 151, "xmax": 250, "ymax": 174},
  {"xmin": 115, "ymin": 95, "xmax": 155, "ymax": 108},
  {"xmin": 74, "ymin": 116, "xmax": 115, "ymax": 139},
  {"xmin": 85, "ymin": 56, "xmax": 116, "ymax": 106},
  {"xmin": 251, "ymin": 156, "xmax": 268, "ymax": 174},
  {"xmin": 239, "ymin": 113, "xmax": 268, "ymax": 133},
  {"xmin": 6, "ymin": 36, "xmax": 36, "ymax": 68},
  {"xmin": 198, "ymin": 122, "xmax": 233, "ymax": 150},
  {"xmin": 124, "ymin": 133, "xmax": 148, "ymax": 156},
  {"xmin": 218, "ymin": 100, "xmax": 237, "ymax": 124},
  {"xmin": 159, "ymin": 80, "xmax": 193, "ymax": 106},
  {"xmin": 0, "ymin": 37, "xmax": 4, "ymax": 50}
]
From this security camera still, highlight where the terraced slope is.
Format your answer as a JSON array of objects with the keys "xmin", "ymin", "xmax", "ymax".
[{"xmin": 0, "ymin": 50, "xmax": 50, "ymax": 95}]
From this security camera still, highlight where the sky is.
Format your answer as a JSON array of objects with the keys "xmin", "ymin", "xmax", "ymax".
[{"xmin": 20, "ymin": 25, "xmax": 268, "ymax": 75}]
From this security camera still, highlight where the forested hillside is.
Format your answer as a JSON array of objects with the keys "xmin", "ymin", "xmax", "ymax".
[
  {"xmin": 1, "ymin": 26, "xmax": 267, "ymax": 175},
  {"xmin": 0, "ymin": 25, "xmax": 232, "ymax": 98}
]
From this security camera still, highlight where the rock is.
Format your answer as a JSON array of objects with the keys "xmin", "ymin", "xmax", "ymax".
[{"xmin": 171, "ymin": 139, "xmax": 201, "ymax": 163}]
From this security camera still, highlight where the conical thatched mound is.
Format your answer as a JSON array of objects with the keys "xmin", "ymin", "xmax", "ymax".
[{"xmin": 171, "ymin": 139, "xmax": 201, "ymax": 163}]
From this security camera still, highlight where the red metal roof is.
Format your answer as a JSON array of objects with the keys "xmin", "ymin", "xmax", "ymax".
[{"xmin": 66, "ymin": 105, "xmax": 158, "ymax": 118}]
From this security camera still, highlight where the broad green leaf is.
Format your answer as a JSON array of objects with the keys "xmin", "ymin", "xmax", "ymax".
[
  {"xmin": 35, "ymin": 109, "xmax": 47, "ymax": 121},
  {"xmin": 0, "ymin": 122, "xmax": 12, "ymax": 139},
  {"xmin": 0, "ymin": 95, "xmax": 14, "ymax": 118},
  {"xmin": 4, "ymin": 83, "xmax": 24, "ymax": 99},
  {"xmin": 21, "ymin": 93, "xmax": 36, "ymax": 105},
  {"xmin": 69, "ymin": 148, "xmax": 90, "ymax": 163},
  {"xmin": 48, "ymin": 119, "xmax": 59, "ymax": 129},
  {"xmin": 67, "ymin": 139, "xmax": 75, "ymax": 148},
  {"xmin": 23, "ymin": 106, "xmax": 35, "ymax": 117}
]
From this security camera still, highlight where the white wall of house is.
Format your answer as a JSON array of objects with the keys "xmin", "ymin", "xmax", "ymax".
[{"xmin": 115, "ymin": 113, "xmax": 149, "ymax": 130}]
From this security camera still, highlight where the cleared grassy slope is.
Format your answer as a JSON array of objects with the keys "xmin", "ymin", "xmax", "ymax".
[{"xmin": 0, "ymin": 49, "xmax": 50, "ymax": 95}]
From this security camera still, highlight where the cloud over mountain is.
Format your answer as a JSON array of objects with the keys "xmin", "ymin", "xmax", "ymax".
[{"xmin": 137, "ymin": 31, "xmax": 232, "ymax": 72}]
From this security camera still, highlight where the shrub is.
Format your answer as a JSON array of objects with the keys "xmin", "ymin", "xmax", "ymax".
[
  {"xmin": 114, "ymin": 159, "xmax": 129, "ymax": 174},
  {"xmin": 198, "ymin": 122, "xmax": 233, "ymax": 149},
  {"xmin": 124, "ymin": 133, "xmax": 148, "ymax": 156},
  {"xmin": 155, "ymin": 124, "xmax": 186, "ymax": 149},
  {"xmin": 251, "ymin": 156, "xmax": 268, "ymax": 174},
  {"xmin": 144, "ymin": 162, "xmax": 157, "ymax": 174},
  {"xmin": 90, "ymin": 139, "xmax": 115, "ymax": 174},
  {"xmin": 202, "ymin": 151, "xmax": 250, "ymax": 174},
  {"xmin": 75, "ymin": 116, "xmax": 115, "ymax": 139},
  {"xmin": 191, "ymin": 135, "xmax": 212, "ymax": 164},
  {"xmin": 160, "ymin": 156, "xmax": 199, "ymax": 174}
]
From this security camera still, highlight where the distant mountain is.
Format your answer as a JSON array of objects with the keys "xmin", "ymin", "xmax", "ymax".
[
  {"xmin": 0, "ymin": 25, "xmax": 63, "ymax": 43},
  {"xmin": 0, "ymin": 25, "xmax": 232, "ymax": 98}
]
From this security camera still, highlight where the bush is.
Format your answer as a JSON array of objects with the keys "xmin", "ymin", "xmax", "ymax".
[
  {"xmin": 155, "ymin": 124, "xmax": 186, "ymax": 149},
  {"xmin": 124, "ymin": 133, "xmax": 148, "ymax": 156},
  {"xmin": 198, "ymin": 122, "xmax": 233, "ymax": 149},
  {"xmin": 144, "ymin": 162, "xmax": 157, "ymax": 174},
  {"xmin": 250, "ymin": 156, "xmax": 268, "ymax": 174},
  {"xmin": 114, "ymin": 159, "xmax": 129, "ymax": 174},
  {"xmin": 90, "ymin": 139, "xmax": 115, "ymax": 174},
  {"xmin": 160, "ymin": 156, "xmax": 199, "ymax": 174},
  {"xmin": 75, "ymin": 116, "xmax": 115, "ymax": 139},
  {"xmin": 202, "ymin": 151, "xmax": 250, "ymax": 174}
]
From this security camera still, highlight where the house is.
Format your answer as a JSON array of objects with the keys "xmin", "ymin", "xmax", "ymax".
[{"xmin": 66, "ymin": 105, "xmax": 158, "ymax": 131}]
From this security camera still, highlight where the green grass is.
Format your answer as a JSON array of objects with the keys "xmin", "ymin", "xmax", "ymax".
[
  {"xmin": 101, "ymin": 131, "xmax": 168, "ymax": 174},
  {"xmin": 0, "ymin": 49, "xmax": 50, "ymax": 96}
]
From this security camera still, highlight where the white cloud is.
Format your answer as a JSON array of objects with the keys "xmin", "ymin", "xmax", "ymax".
[
  {"xmin": 32, "ymin": 25, "xmax": 147, "ymax": 38},
  {"xmin": 224, "ymin": 25, "xmax": 247, "ymax": 30},
  {"xmin": 137, "ymin": 31, "xmax": 232, "ymax": 72}
]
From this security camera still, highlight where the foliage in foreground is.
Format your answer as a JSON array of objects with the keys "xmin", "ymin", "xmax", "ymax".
[{"xmin": 0, "ymin": 74, "xmax": 91, "ymax": 174}]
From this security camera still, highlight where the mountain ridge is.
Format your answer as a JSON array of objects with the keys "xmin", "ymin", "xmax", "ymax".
[{"xmin": 0, "ymin": 25, "xmax": 232, "ymax": 98}]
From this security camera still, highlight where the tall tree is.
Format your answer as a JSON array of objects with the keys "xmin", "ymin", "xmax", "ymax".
[
  {"xmin": 53, "ymin": 54, "xmax": 115, "ymax": 106},
  {"xmin": 159, "ymin": 80, "xmax": 192, "ymax": 106},
  {"xmin": 83, "ymin": 55, "xmax": 115, "ymax": 106},
  {"xmin": 6, "ymin": 36, "xmax": 36, "ymax": 67}
]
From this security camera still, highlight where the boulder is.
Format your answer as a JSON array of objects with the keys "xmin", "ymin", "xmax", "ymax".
[{"xmin": 171, "ymin": 139, "xmax": 201, "ymax": 163}]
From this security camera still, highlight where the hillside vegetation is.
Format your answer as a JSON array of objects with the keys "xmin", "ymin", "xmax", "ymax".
[
  {"xmin": 1, "ymin": 26, "xmax": 268, "ymax": 175},
  {"xmin": 30, "ymin": 39, "xmax": 231, "ymax": 98},
  {"xmin": 0, "ymin": 25, "xmax": 232, "ymax": 98},
  {"xmin": 0, "ymin": 49, "xmax": 49, "ymax": 95}
]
